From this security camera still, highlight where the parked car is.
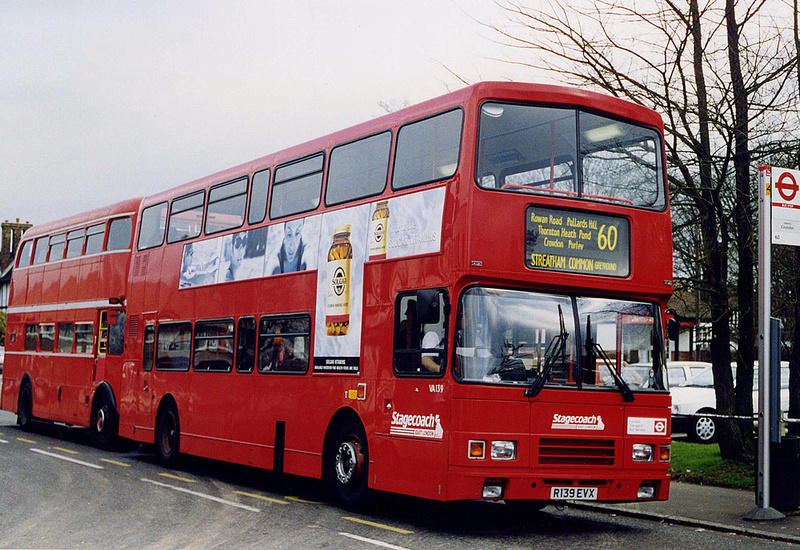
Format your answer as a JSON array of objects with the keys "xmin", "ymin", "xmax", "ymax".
[
  {"xmin": 671, "ymin": 363, "xmax": 789, "ymax": 443},
  {"xmin": 666, "ymin": 361, "xmax": 711, "ymax": 387},
  {"xmin": 609, "ymin": 361, "xmax": 709, "ymax": 389}
]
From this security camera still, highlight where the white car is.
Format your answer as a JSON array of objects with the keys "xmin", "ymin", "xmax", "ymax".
[
  {"xmin": 671, "ymin": 364, "xmax": 789, "ymax": 443},
  {"xmin": 666, "ymin": 361, "xmax": 711, "ymax": 387}
]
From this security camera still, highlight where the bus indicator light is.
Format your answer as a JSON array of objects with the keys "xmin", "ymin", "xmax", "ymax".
[{"xmin": 469, "ymin": 440, "xmax": 486, "ymax": 459}]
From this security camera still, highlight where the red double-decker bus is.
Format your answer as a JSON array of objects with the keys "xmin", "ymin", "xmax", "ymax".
[
  {"xmin": 2, "ymin": 198, "xmax": 140, "ymax": 446},
  {"xmin": 2, "ymin": 82, "xmax": 672, "ymax": 506}
]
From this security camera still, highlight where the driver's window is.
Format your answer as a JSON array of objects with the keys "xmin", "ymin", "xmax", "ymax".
[{"xmin": 393, "ymin": 291, "xmax": 447, "ymax": 377}]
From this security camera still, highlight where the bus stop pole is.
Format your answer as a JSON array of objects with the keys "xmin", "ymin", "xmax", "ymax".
[{"xmin": 745, "ymin": 167, "xmax": 784, "ymax": 520}]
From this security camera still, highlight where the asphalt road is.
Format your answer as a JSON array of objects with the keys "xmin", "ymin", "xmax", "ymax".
[{"xmin": 0, "ymin": 408, "xmax": 791, "ymax": 549}]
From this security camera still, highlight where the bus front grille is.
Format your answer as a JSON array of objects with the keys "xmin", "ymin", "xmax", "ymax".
[{"xmin": 538, "ymin": 438, "xmax": 615, "ymax": 466}]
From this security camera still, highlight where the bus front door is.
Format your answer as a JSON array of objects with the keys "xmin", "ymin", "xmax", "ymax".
[{"xmin": 376, "ymin": 290, "xmax": 450, "ymax": 500}]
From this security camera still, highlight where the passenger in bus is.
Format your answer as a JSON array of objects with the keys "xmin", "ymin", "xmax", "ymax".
[{"xmin": 270, "ymin": 218, "xmax": 306, "ymax": 274}]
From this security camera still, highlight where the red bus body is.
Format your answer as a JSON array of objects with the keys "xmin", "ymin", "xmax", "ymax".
[{"xmin": 2, "ymin": 82, "xmax": 672, "ymax": 504}]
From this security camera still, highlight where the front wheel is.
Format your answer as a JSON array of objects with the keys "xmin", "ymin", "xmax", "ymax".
[
  {"xmin": 326, "ymin": 420, "xmax": 369, "ymax": 507},
  {"xmin": 156, "ymin": 401, "xmax": 181, "ymax": 466}
]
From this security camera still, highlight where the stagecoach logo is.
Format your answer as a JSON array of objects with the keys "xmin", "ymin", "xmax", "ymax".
[
  {"xmin": 390, "ymin": 411, "xmax": 444, "ymax": 439},
  {"xmin": 552, "ymin": 413, "xmax": 606, "ymax": 431},
  {"xmin": 331, "ymin": 266, "xmax": 347, "ymax": 296}
]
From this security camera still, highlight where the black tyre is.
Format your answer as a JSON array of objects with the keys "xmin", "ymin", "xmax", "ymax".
[
  {"xmin": 17, "ymin": 382, "xmax": 33, "ymax": 431},
  {"xmin": 90, "ymin": 392, "xmax": 118, "ymax": 449},
  {"xmin": 326, "ymin": 420, "xmax": 369, "ymax": 507},
  {"xmin": 690, "ymin": 410, "xmax": 717, "ymax": 443},
  {"xmin": 156, "ymin": 401, "xmax": 180, "ymax": 466}
]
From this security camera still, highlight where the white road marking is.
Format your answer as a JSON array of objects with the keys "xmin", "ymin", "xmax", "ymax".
[
  {"xmin": 141, "ymin": 478, "xmax": 261, "ymax": 513},
  {"xmin": 338, "ymin": 532, "xmax": 412, "ymax": 550},
  {"xmin": 30, "ymin": 448, "xmax": 104, "ymax": 469}
]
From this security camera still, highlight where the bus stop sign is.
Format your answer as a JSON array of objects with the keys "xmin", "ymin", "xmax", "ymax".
[{"xmin": 770, "ymin": 167, "xmax": 800, "ymax": 247}]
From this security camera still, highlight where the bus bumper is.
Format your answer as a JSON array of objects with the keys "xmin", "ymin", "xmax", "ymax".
[{"xmin": 446, "ymin": 468, "xmax": 670, "ymax": 503}]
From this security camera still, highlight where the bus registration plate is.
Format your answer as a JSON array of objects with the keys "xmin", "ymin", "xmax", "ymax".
[{"xmin": 550, "ymin": 487, "xmax": 598, "ymax": 500}]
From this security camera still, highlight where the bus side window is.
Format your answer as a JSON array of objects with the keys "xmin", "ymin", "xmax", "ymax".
[
  {"xmin": 108, "ymin": 310, "xmax": 126, "ymax": 356},
  {"xmin": 393, "ymin": 290, "xmax": 447, "ymax": 377},
  {"xmin": 98, "ymin": 310, "xmax": 108, "ymax": 355},
  {"xmin": 236, "ymin": 316, "xmax": 256, "ymax": 373},
  {"xmin": 143, "ymin": 325, "xmax": 155, "ymax": 371}
]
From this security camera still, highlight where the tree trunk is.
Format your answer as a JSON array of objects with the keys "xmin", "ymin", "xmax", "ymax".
[{"xmin": 726, "ymin": 0, "xmax": 755, "ymax": 450}]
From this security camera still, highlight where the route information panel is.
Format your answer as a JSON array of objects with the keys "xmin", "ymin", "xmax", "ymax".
[{"xmin": 525, "ymin": 206, "xmax": 630, "ymax": 277}]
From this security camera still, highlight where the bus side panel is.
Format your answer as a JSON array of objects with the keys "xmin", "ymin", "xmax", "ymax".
[
  {"xmin": 58, "ymin": 261, "xmax": 79, "ymax": 305},
  {"xmin": 26, "ymin": 266, "xmax": 44, "ymax": 307},
  {"xmin": 78, "ymin": 256, "xmax": 102, "ymax": 304}
]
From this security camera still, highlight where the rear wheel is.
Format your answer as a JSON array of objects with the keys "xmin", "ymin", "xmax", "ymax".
[
  {"xmin": 90, "ymin": 392, "xmax": 118, "ymax": 449},
  {"xmin": 326, "ymin": 420, "xmax": 369, "ymax": 507},
  {"xmin": 156, "ymin": 401, "xmax": 180, "ymax": 466},
  {"xmin": 17, "ymin": 382, "xmax": 33, "ymax": 431}
]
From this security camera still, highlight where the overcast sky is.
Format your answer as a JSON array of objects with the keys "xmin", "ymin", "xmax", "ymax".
[{"xmin": 1, "ymin": 0, "xmax": 546, "ymax": 227}]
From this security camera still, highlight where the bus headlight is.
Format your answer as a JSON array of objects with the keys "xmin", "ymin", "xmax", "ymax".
[
  {"xmin": 632, "ymin": 444, "xmax": 654, "ymax": 462},
  {"xmin": 491, "ymin": 441, "xmax": 516, "ymax": 460}
]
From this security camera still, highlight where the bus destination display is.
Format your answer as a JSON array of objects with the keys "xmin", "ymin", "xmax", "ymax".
[{"xmin": 525, "ymin": 206, "xmax": 630, "ymax": 277}]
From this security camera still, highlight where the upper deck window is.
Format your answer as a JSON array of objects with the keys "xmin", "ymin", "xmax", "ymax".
[
  {"xmin": 85, "ymin": 223, "xmax": 106, "ymax": 255},
  {"xmin": 32, "ymin": 237, "xmax": 48, "ymax": 265},
  {"xmin": 326, "ymin": 132, "xmax": 391, "ymax": 205},
  {"xmin": 206, "ymin": 177, "xmax": 248, "ymax": 234},
  {"xmin": 48, "ymin": 234, "xmax": 66, "ymax": 262},
  {"xmin": 393, "ymin": 109, "xmax": 463, "ymax": 190},
  {"xmin": 107, "ymin": 217, "xmax": 133, "ymax": 250},
  {"xmin": 138, "ymin": 202, "xmax": 168, "ymax": 250},
  {"xmin": 477, "ymin": 102, "xmax": 666, "ymax": 210},
  {"xmin": 270, "ymin": 153, "xmax": 324, "ymax": 220},
  {"xmin": 248, "ymin": 169, "xmax": 270, "ymax": 225},
  {"xmin": 17, "ymin": 240, "xmax": 32, "ymax": 268},
  {"xmin": 65, "ymin": 229, "xmax": 84, "ymax": 258},
  {"xmin": 167, "ymin": 191, "xmax": 205, "ymax": 244}
]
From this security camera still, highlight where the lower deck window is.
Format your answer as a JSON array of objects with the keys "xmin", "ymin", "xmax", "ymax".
[
  {"xmin": 193, "ymin": 319, "xmax": 234, "ymax": 372},
  {"xmin": 57, "ymin": 323, "xmax": 74, "ymax": 353},
  {"xmin": 257, "ymin": 315, "xmax": 310, "ymax": 373},
  {"xmin": 75, "ymin": 323, "xmax": 94, "ymax": 354},
  {"xmin": 156, "ymin": 322, "xmax": 192, "ymax": 371}
]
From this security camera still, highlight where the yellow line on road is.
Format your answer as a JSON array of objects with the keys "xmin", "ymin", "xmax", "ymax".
[
  {"xmin": 285, "ymin": 495, "xmax": 323, "ymax": 504},
  {"xmin": 99, "ymin": 458, "xmax": 131, "ymax": 468},
  {"xmin": 233, "ymin": 491, "xmax": 289, "ymax": 505},
  {"xmin": 53, "ymin": 446, "xmax": 79, "ymax": 455},
  {"xmin": 17, "ymin": 438, "xmax": 36, "ymax": 444},
  {"xmin": 342, "ymin": 516, "xmax": 414, "ymax": 534},
  {"xmin": 158, "ymin": 472, "xmax": 196, "ymax": 483}
]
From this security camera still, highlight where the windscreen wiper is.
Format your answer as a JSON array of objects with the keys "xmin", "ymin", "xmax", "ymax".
[
  {"xmin": 525, "ymin": 305, "xmax": 568, "ymax": 398},
  {"xmin": 585, "ymin": 316, "xmax": 635, "ymax": 402}
]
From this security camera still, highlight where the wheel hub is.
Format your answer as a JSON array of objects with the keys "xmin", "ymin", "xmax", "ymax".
[
  {"xmin": 96, "ymin": 408, "xmax": 106, "ymax": 432},
  {"xmin": 335, "ymin": 439, "xmax": 363, "ymax": 484}
]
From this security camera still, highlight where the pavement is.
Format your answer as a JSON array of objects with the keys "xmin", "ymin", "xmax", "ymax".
[{"xmin": 581, "ymin": 481, "xmax": 800, "ymax": 545}]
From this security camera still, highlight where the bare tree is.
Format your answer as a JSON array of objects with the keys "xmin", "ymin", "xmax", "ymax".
[{"xmin": 490, "ymin": 0, "xmax": 797, "ymax": 458}]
